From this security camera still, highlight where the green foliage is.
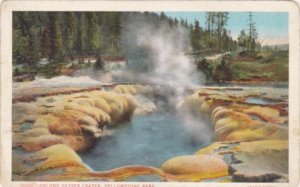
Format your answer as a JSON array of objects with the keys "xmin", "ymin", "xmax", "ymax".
[
  {"xmin": 215, "ymin": 12, "xmax": 229, "ymax": 52},
  {"xmin": 13, "ymin": 11, "xmax": 240, "ymax": 81},
  {"xmin": 49, "ymin": 12, "xmax": 64, "ymax": 63},
  {"xmin": 13, "ymin": 11, "xmax": 238, "ymax": 67},
  {"xmin": 197, "ymin": 51, "xmax": 287, "ymax": 82},
  {"xmin": 86, "ymin": 12, "xmax": 101, "ymax": 54},
  {"xmin": 13, "ymin": 12, "xmax": 124, "ymax": 67},
  {"xmin": 238, "ymin": 29, "xmax": 248, "ymax": 50},
  {"xmin": 38, "ymin": 67, "xmax": 60, "ymax": 78},
  {"xmin": 13, "ymin": 67, "xmax": 20, "ymax": 76},
  {"xmin": 191, "ymin": 20, "xmax": 201, "ymax": 51},
  {"xmin": 238, "ymin": 50, "xmax": 275, "ymax": 64},
  {"xmin": 230, "ymin": 51, "xmax": 288, "ymax": 81},
  {"xmin": 239, "ymin": 50, "xmax": 258, "ymax": 58},
  {"xmin": 201, "ymin": 12, "xmax": 236, "ymax": 52},
  {"xmin": 196, "ymin": 55, "xmax": 233, "ymax": 82},
  {"xmin": 237, "ymin": 13, "xmax": 259, "ymax": 51},
  {"xmin": 13, "ymin": 12, "xmax": 40, "ymax": 65},
  {"xmin": 63, "ymin": 12, "xmax": 77, "ymax": 58},
  {"xmin": 212, "ymin": 56, "xmax": 232, "ymax": 82},
  {"xmin": 94, "ymin": 55, "xmax": 105, "ymax": 70}
]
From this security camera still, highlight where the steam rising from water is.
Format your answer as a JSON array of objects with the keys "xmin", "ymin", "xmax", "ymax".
[
  {"xmin": 181, "ymin": 112, "xmax": 213, "ymax": 145},
  {"xmin": 122, "ymin": 14, "xmax": 205, "ymax": 87},
  {"xmin": 122, "ymin": 14, "xmax": 212, "ymax": 144}
]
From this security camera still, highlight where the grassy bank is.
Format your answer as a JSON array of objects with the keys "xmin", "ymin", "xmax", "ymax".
[
  {"xmin": 230, "ymin": 51, "xmax": 288, "ymax": 82},
  {"xmin": 196, "ymin": 50, "xmax": 288, "ymax": 83}
]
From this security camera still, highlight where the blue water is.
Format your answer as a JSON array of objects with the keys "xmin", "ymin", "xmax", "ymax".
[
  {"xmin": 245, "ymin": 97, "xmax": 280, "ymax": 105},
  {"xmin": 79, "ymin": 112, "xmax": 211, "ymax": 172},
  {"xmin": 205, "ymin": 82, "xmax": 288, "ymax": 88}
]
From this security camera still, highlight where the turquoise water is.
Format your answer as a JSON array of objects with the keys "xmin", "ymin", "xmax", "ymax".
[
  {"xmin": 245, "ymin": 97, "xmax": 280, "ymax": 105},
  {"xmin": 205, "ymin": 82, "xmax": 288, "ymax": 88},
  {"xmin": 79, "ymin": 112, "xmax": 212, "ymax": 173}
]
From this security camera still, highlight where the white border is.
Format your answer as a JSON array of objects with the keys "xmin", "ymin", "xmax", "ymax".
[{"xmin": 1, "ymin": 1, "xmax": 299, "ymax": 187}]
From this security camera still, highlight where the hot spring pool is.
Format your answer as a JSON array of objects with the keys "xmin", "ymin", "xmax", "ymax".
[
  {"xmin": 245, "ymin": 97, "xmax": 281, "ymax": 105},
  {"xmin": 79, "ymin": 111, "xmax": 212, "ymax": 175}
]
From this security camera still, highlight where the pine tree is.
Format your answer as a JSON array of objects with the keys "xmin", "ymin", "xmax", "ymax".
[
  {"xmin": 174, "ymin": 18, "xmax": 179, "ymax": 26},
  {"xmin": 13, "ymin": 11, "xmax": 239, "ymax": 69},
  {"xmin": 247, "ymin": 12, "xmax": 258, "ymax": 51},
  {"xmin": 41, "ymin": 24, "xmax": 52, "ymax": 59},
  {"xmin": 215, "ymin": 12, "xmax": 228, "ymax": 52},
  {"xmin": 13, "ymin": 12, "xmax": 39, "ymax": 66},
  {"xmin": 86, "ymin": 12, "xmax": 101, "ymax": 55},
  {"xmin": 184, "ymin": 19, "xmax": 188, "ymax": 28},
  {"xmin": 110, "ymin": 12, "xmax": 122, "ymax": 55},
  {"xmin": 75, "ymin": 12, "xmax": 85, "ymax": 63},
  {"xmin": 94, "ymin": 53, "xmax": 105, "ymax": 70},
  {"xmin": 205, "ymin": 12, "xmax": 214, "ymax": 48},
  {"xmin": 238, "ymin": 29, "xmax": 248, "ymax": 50},
  {"xmin": 160, "ymin": 12, "xmax": 167, "ymax": 21},
  {"xmin": 48, "ymin": 13, "xmax": 64, "ymax": 63},
  {"xmin": 63, "ymin": 12, "xmax": 77, "ymax": 59},
  {"xmin": 168, "ymin": 18, "xmax": 174, "ymax": 27},
  {"xmin": 192, "ymin": 20, "xmax": 201, "ymax": 51}
]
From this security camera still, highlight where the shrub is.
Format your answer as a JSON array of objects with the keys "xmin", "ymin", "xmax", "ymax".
[{"xmin": 94, "ymin": 55, "xmax": 105, "ymax": 70}]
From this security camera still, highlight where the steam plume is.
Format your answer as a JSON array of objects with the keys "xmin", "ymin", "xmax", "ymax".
[
  {"xmin": 122, "ymin": 13, "xmax": 205, "ymax": 88},
  {"xmin": 122, "ymin": 13, "xmax": 212, "ymax": 144}
]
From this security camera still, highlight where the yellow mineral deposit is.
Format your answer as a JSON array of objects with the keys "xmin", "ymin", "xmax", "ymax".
[
  {"xmin": 24, "ymin": 144, "xmax": 90, "ymax": 175},
  {"xmin": 161, "ymin": 155, "xmax": 229, "ymax": 181},
  {"xmin": 12, "ymin": 85, "xmax": 289, "ymax": 182}
]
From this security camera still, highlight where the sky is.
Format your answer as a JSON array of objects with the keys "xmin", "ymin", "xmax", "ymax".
[{"xmin": 163, "ymin": 12, "xmax": 288, "ymax": 46}]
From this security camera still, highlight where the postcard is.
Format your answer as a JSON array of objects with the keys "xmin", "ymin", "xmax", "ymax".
[{"xmin": 1, "ymin": 1, "xmax": 299, "ymax": 187}]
